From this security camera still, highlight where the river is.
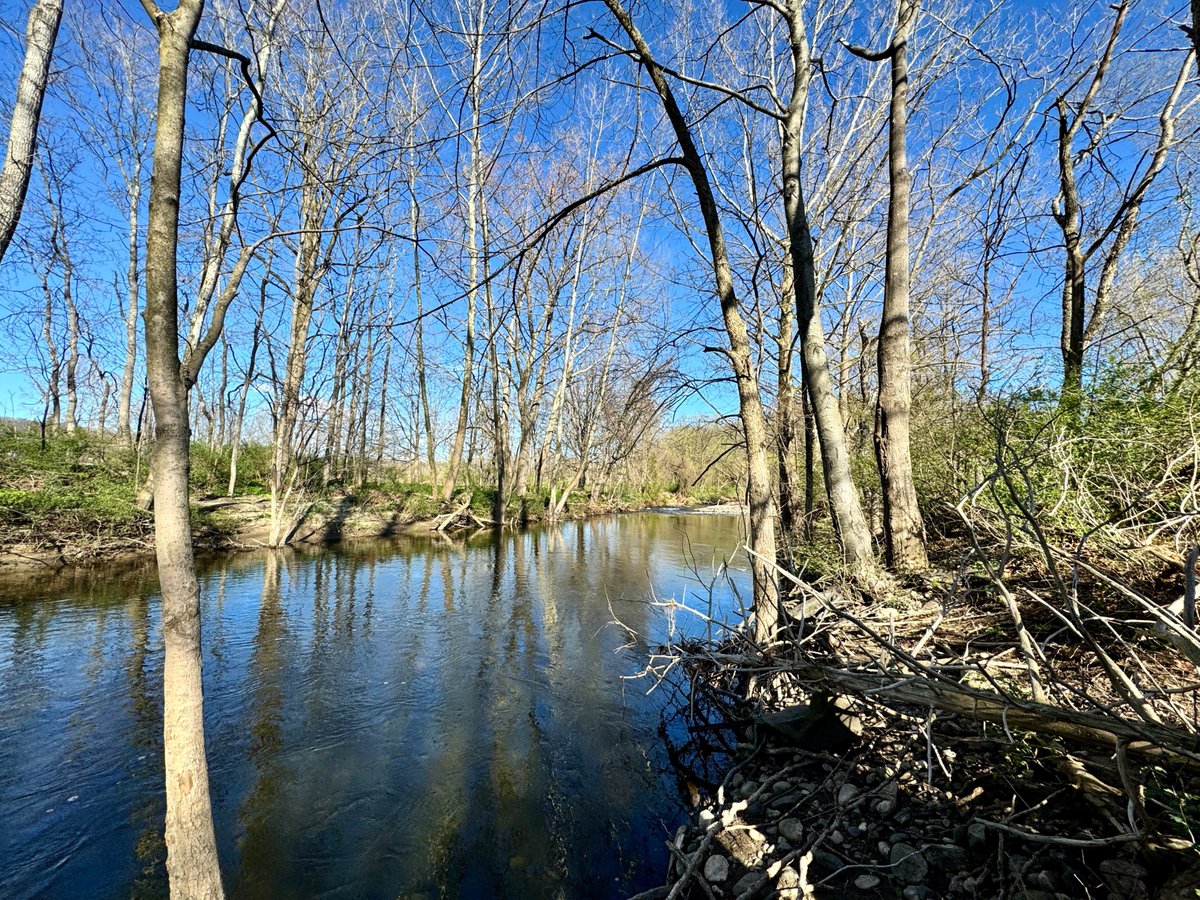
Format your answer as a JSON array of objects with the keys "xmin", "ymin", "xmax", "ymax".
[{"xmin": 0, "ymin": 512, "xmax": 750, "ymax": 899}]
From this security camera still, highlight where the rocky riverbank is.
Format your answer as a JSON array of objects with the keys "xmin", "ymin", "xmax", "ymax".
[
  {"xmin": 0, "ymin": 490, "xmax": 738, "ymax": 574},
  {"xmin": 643, "ymin": 692, "xmax": 1195, "ymax": 899}
]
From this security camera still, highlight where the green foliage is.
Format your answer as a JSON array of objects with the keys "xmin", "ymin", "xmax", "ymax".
[{"xmin": 0, "ymin": 424, "xmax": 147, "ymax": 533}]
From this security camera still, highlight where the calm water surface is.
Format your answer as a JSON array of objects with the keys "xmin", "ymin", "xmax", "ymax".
[{"xmin": 0, "ymin": 512, "xmax": 750, "ymax": 899}]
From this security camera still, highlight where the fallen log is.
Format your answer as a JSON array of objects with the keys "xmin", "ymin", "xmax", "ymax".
[
  {"xmin": 785, "ymin": 662, "xmax": 1200, "ymax": 768},
  {"xmin": 434, "ymin": 495, "xmax": 471, "ymax": 533}
]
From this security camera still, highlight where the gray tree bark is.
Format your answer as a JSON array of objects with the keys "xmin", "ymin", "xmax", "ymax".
[
  {"xmin": 781, "ymin": 0, "xmax": 876, "ymax": 580},
  {"xmin": 848, "ymin": 0, "xmax": 928, "ymax": 573},
  {"xmin": 0, "ymin": 0, "xmax": 61, "ymax": 264},
  {"xmin": 138, "ymin": 0, "xmax": 224, "ymax": 896},
  {"xmin": 603, "ymin": 0, "xmax": 780, "ymax": 643}
]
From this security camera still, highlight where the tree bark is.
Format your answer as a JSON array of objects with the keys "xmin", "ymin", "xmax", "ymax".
[
  {"xmin": 603, "ymin": 0, "xmax": 780, "ymax": 643},
  {"xmin": 118, "ymin": 176, "xmax": 142, "ymax": 442},
  {"xmin": 776, "ymin": 257, "xmax": 799, "ymax": 563},
  {"xmin": 853, "ymin": 0, "xmax": 928, "ymax": 573},
  {"xmin": 781, "ymin": 0, "xmax": 876, "ymax": 580},
  {"xmin": 0, "ymin": 0, "xmax": 61, "ymax": 264},
  {"xmin": 440, "ymin": 13, "xmax": 486, "ymax": 502},
  {"xmin": 140, "ymin": 1, "xmax": 224, "ymax": 896}
]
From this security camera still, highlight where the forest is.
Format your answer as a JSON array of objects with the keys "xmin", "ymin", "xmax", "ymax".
[{"xmin": 3, "ymin": 0, "xmax": 1200, "ymax": 897}]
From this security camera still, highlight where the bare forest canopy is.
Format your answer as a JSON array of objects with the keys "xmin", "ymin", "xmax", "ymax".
[
  {"xmin": 0, "ymin": 0, "xmax": 1196, "ymax": 520},
  {"xmin": 5, "ymin": 0, "xmax": 1200, "ymax": 894}
]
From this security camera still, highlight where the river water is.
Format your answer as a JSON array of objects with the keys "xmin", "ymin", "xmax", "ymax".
[{"xmin": 0, "ymin": 512, "xmax": 750, "ymax": 899}]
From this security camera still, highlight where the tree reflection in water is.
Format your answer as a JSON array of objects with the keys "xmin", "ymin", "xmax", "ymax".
[{"xmin": 0, "ymin": 513, "xmax": 749, "ymax": 899}]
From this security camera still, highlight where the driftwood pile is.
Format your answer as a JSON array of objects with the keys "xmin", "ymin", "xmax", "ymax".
[{"xmin": 629, "ymin": 541, "xmax": 1200, "ymax": 899}]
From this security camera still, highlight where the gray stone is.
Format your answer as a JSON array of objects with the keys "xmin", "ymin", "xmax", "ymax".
[
  {"xmin": 967, "ymin": 821, "xmax": 988, "ymax": 847},
  {"xmin": 927, "ymin": 843, "xmax": 968, "ymax": 870},
  {"xmin": 732, "ymin": 871, "xmax": 767, "ymax": 897},
  {"xmin": 811, "ymin": 851, "xmax": 843, "ymax": 874},
  {"xmin": 837, "ymin": 782, "xmax": 860, "ymax": 805},
  {"xmin": 779, "ymin": 818, "xmax": 804, "ymax": 844},
  {"xmin": 769, "ymin": 791, "xmax": 803, "ymax": 811},
  {"xmin": 902, "ymin": 887, "xmax": 932, "ymax": 900},
  {"xmin": 854, "ymin": 874, "xmax": 882, "ymax": 890},
  {"xmin": 1028, "ymin": 869, "xmax": 1056, "ymax": 890},
  {"xmin": 890, "ymin": 843, "xmax": 929, "ymax": 884},
  {"xmin": 873, "ymin": 798, "xmax": 896, "ymax": 816},
  {"xmin": 703, "ymin": 854, "xmax": 729, "ymax": 884}
]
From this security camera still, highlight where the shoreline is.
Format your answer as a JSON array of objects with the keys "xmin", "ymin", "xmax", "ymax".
[{"xmin": 0, "ymin": 493, "xmax": 746, "ymax": 577}]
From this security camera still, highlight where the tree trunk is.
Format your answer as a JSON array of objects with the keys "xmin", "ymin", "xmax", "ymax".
[
  {"xmin": 777, "ymin": 257, "xmax": 800, "ymax": 562},
  {"xmin": 861, "ymin": 0, "xmax": 928, "ymax": 573},
  {"xmin": 440, "ymin": 21, "xmax": 485, "ymax": 502},
  {"xmin": 141, "ymin": 2, "xmax": 224, "ymax": 896},
  {"xmin": 39, "ymin": 253, "xmax": 59, "ymax": 429},
  {"xmin": 117, "ymin": 177, "xmax": 142, "ymax": 442},
  {"xmin": 603, "ymin": 0, "xmax": 780, "ymax": 644},
  {"xmin": 411, "ymin": 187, "xmax": 437, "ymax": 491},
  {"xmin": 782, "ymin": 0, "xmax": 875, "ymax": 580},
  {"xmin": 0, "ymin": 0, "xmax": 61, "ymax": 264}
]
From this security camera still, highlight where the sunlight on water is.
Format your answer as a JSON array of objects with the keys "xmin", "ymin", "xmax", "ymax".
[{"xmin": 0, "ymin": 513, "xmax": 750, "ymax": 899}]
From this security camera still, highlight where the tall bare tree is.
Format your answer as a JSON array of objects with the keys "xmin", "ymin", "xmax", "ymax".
[
  {"xmin": 846, "ymin": 0, "xmax": 928, "ymax": 573},
  {"xmin": 0, "ymin": 0, "xmax": 61, "ymax": 264},
  {"xmin": 138, "ymin": 1, "xmax": 225, "ymax": 895},
  {"xmin": 601, "ymin": 0, "xmax": 781, "ymax": 642}
]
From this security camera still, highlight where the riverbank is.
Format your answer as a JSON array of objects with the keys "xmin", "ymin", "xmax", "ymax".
[
  {"xmin": 634, "ymin": 557, "xmax": 1200, "ymax": 900},
  {"xmin": 0, "ymin": 485, "xmax": 742, "ymax": 574}
]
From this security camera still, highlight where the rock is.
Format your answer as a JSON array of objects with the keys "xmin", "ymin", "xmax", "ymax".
[
  {"xmin": 894, "ymin": 808, "xmax": 912, "ymax": 825},
  {"xmin": 890, "ymin": 843, "xmax": 928, "ymax": 884},
  {"xmin": 769, "ymin": 791, "xmax": 803, "ymax": 811},
  {"xmin": 837, "ymin": 783, "xmax": 860, "ymax": 805},
  {"xmin": 732, "ymin": 871, "xmax": 767, "ymax": 897},
  {"xmin": 927, "ymin": 843, "xmax": 968, "ymax": 870},
  {"xmin": 756, "ymin": 695, "xmax": 862, "ymax": 751},
  {"xmin": 779, "ymin": 818, "xmax": 804, "ymax": 844},
  {"xmin": 703, "ymin": 854, "xmax": 729, "ymax": 884},
  {"xmin": 967, "ymin": 822, "xmax": 988, "ymax": 847},
  {"xmin": 1028, "ymin": 869, "xmax": 1056, "ymax": 890},
  {"xmin": 830, "ymin": 830, "xmax": 844, "ymax": 845},
  {"xmin": 902, "ymin": 887, "xmax": 932, "ymax": 900},
  {"xmin": 1099, "ymin": 858, "xmax": 1148, "ymax": 899},
  {"xmin": 873, "ymin": 798, "xmax": 895, "ymax": 816},
  {"xmin": 854, "ymin": 874, "xmax": 882, "ymax": 890},
  {"xmin": 811, "ymin": 850, "xmax": 843, "ymax": 874}
]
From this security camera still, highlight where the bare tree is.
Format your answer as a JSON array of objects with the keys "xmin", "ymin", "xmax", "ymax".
[
  {"xmin": 1052, "ymin": 0, "xmax": 1195, "ymax": 408},
  {"xmin": 601, "ymin": 0, "xmax": 781, "ymax": 642},
  {"xmin": 0, "ymin": 0, "xmax": 61, "ymax": 264},
  {"xmin": 845, "ymin": 0, "xmax": 928, "ymax": 573},
  {"xmin": 137, "ymin": 1, "xmax": 224, "ymax": 894}
]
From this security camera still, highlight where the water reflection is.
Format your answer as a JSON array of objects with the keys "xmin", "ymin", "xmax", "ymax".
[{"xmin": 0, "ymin": 513, "xmax": 749, "ymax": 899}]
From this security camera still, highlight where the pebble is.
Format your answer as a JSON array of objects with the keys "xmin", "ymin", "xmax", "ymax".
[
  {"xmin": 967, "ymin": 821, "xmax": 988, "ymax": 847},
  {"xmin": 703, "ymin": 854, "xmax": 729, "ymax": 884},
  {"xmin": 779, "ymin": 818, "xmax": 804, "ymax": 844},
  {"xmin": 890, "ymin": 842, "xmax": 928, "ymax": 884},
  {"xmin": 854, "ymin": 874, "xmax": 882, "ymax": 890},
  {"xmin": 733, "ymin": 871, "xmax": 766, "ymax": 896},
  {"xmin": 837, "ymin": 783, "xmax": 860, "ymax": 805}
]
